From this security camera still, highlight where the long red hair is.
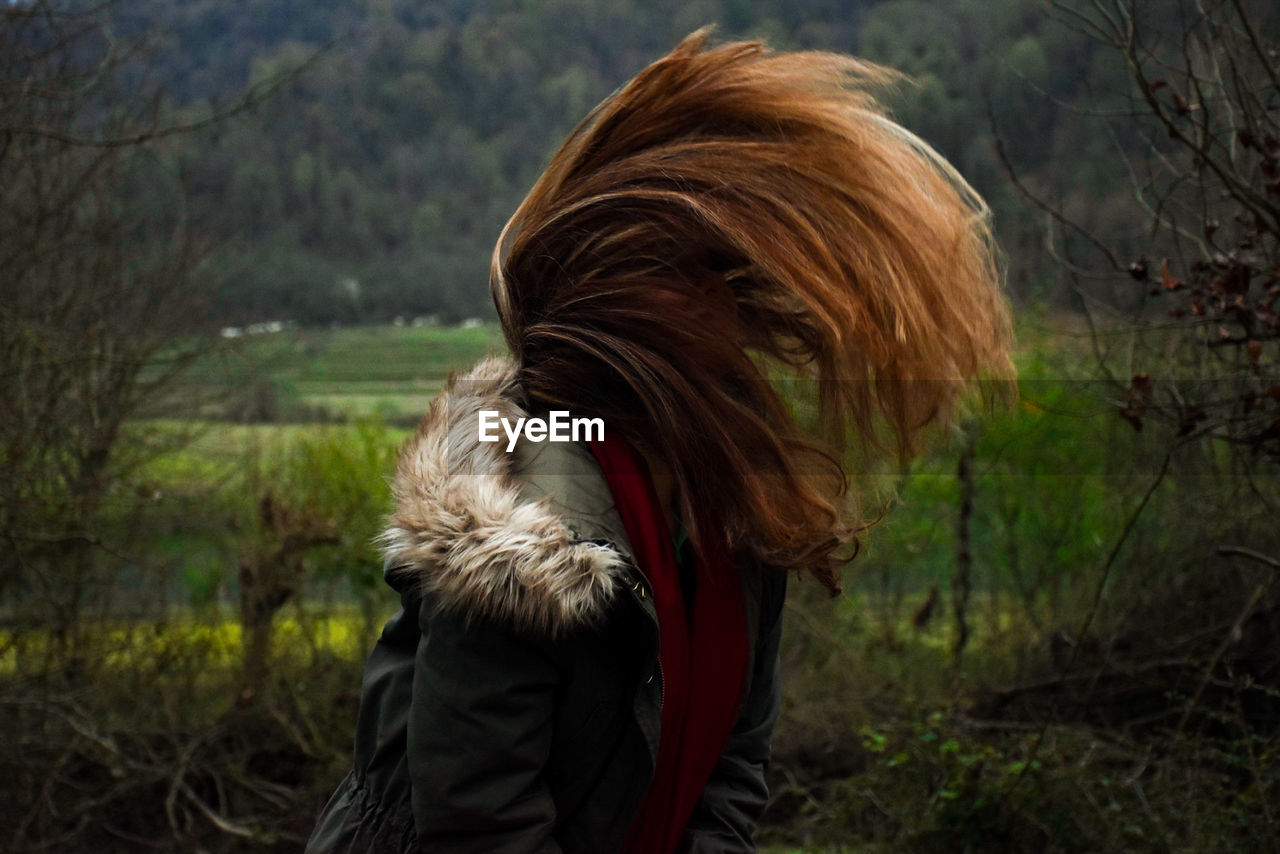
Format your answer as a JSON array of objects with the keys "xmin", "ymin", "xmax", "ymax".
[{"xmin": 490, "ymin": 30, "xmax": 1013, "ymax": 592}]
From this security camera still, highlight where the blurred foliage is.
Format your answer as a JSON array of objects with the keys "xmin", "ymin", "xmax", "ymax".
[
  {"xmin": 90, "ymin": 0, "xmax": 1190, "ymax": 324},
  {"xmin": 5, "ymin": 0, "xmax": 1280, "ymax": 849},
  {"xmin": 133, "ymin": 419, "xmax": 407, "ymax": 605},
  {"xmin": 762, "ymin": 703, "xmax": 1277, "ymax": 853}
]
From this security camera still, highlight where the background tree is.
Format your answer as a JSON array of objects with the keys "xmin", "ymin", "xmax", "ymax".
[
  {"xmin": 984, "ymin": 0, "xmax": 1280, "ymax": 750},
  {"xmin": 0, "ymin": 5, "xmax": 335, "ymax": 848},
  {"xmin": 0, "ymin": 0, "xmax": 211, "ymax": 642}
]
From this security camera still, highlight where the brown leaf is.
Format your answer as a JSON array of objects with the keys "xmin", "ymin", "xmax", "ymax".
[
  {"xmin": 1160, "ymin": 258, "xmax": 1184, "ymax": 291},
  {"xmin": 1172, "ymin": 91, "xmax": 1190, "ymax": 115},
  {"xmin": 1246, "ymin": 340, "xmax": 1263, "ymax": 364}
]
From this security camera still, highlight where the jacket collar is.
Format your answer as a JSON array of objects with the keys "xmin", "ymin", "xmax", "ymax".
[{"xmin": 380, "ymin": 355, "xmax": 634, "ymax": 636}]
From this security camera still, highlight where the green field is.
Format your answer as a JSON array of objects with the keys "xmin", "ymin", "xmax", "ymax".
[
  {"xmin": 178, "ymin": 322, "xmax": 507, "ymax": 421},
  {"xmin": 150, "ymin": 318, "xmax": 1162, "ymax": 599}
]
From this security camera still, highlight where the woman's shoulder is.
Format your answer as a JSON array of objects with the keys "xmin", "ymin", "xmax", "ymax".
[{"xmin": 379, "ymin": 356, "xmax": 637, "ymax": 639}]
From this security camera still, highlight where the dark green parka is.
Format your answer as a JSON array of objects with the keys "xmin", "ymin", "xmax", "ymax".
[{"xmin": 306, "ymin": 356, "xmax": 787, "ymax": 854}]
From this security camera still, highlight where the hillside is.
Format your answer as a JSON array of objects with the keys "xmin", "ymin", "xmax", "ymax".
[{"xmin": 113, "ymin": 0, "xmax": 1129, "ymax": 324}]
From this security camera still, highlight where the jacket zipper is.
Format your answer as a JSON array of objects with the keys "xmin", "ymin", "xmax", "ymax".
[{"xmin": 632, "ymin": 574, "xmax": 663, "ymax": 707}]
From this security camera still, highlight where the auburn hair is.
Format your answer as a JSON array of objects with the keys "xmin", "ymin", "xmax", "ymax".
[{"xmin": 490, "ymin": 30, "xmax": 1013, "ymax": 593}]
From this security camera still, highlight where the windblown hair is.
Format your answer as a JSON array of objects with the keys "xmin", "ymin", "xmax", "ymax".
[{"xmin": 490, "ymin": 30, "xmax": 1013, "ymax": 593}]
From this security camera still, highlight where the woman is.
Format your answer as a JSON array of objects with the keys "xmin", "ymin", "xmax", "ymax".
[{"xmin": 308, "ymin": 30, "xmax": 1012, "ymax": 854}]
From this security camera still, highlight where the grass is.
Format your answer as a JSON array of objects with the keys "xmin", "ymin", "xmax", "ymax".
[
  {"xmin": 293, "ymin": 389, "xmax": 443, "ymax": 419},
  {"xmin": 5, "ymin": 592, "xmax": 1271, "ymax": 854},
  {"xmin": 278, "ymin": 323, "xmax": 506, "ymax": 383},
  {"xmin": 51, "ymin": 315, "xmax": 1270, "ymax": 852},
  {"xmin": 0, "ymin": 610, "xmax": 384, "ymax": 677},
  {"xmin": 133, "ymin": 421, "xmax": 410, "ymax": 488},
  {"xmin": 187, "ymin": 323, "xmax": 505, "ymax": 383},
  {"xmin": 174, "ymin": 322, "xmax": 507, "ymax": 420}
]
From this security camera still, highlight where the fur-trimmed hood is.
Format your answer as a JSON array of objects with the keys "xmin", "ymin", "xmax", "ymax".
[{"xmin": 379, "ymin": 355, "xmax": 634, "ymax": 636}]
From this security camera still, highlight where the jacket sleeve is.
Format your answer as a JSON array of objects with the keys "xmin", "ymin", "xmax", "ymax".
[
  {"xmin": 407, "ymin": 597, "xmax": 563, "ymax": 854},
  {"xmin": 678, "ymin": 571, "xmax": 787, "ymax": 854}
]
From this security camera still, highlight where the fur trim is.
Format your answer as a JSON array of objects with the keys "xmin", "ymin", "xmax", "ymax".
[{"xmin": 380, "ymin": 355, "xmax": 628, "ymax": 636}]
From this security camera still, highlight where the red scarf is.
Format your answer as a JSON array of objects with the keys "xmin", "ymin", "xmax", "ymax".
[{"xmin": 587, "ymin": 434, "xmax": 748, "ymax": 854}]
